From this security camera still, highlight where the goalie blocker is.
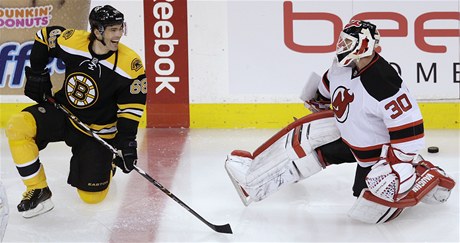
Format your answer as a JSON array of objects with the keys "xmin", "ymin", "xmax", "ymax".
[{"xmin": 224, "ymin": 111, "xmax": 341, "ymax": 206}]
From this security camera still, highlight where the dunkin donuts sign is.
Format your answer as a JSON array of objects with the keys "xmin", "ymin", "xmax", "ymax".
[
  {"xmin": 0, "ymin": 5, "xmax": 53, "ymax": 29},
  {"xmin": 0, "ymin": 0, "xmax": 90, "ymax": 95}
]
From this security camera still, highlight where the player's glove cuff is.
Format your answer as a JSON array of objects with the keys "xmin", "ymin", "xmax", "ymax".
[{"xmin": 114, "ymin": 140, "xmax": 138, "ymax": 173}]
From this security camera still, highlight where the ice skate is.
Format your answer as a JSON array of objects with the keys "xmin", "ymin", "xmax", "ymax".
[{"xmin": 17, "ymin": 187, "xmax": 54, "ymax": 218}]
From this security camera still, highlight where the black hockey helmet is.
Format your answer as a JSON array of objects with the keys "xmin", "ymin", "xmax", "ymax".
[{"xmin": 89, "ymin": 5, "xmax": 124, "ymax": 33}]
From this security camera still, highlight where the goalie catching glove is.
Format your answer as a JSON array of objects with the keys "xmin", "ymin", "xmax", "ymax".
[
  {"xmin": 365, "ymin": 145, "xmax": 417, "ymax": 202},
  {"xmin": 114, "ymin": 140, "xmax": 138, "ymax": 173},
  {"xmin": 24, "ymin": 66, "xmax": 52, "ymax": 103}
]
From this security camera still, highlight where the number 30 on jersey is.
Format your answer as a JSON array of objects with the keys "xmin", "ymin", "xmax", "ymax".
[{"xmin": 384, "ymin": 94, "xmax": 413, "ymax": 119}]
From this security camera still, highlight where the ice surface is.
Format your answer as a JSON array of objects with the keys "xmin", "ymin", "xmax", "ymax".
[{"xmin": 1, "ymin": 129, "xmax": 458, "ymax": 242}]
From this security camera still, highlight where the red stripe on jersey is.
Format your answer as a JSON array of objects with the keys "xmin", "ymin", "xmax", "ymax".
[
  {"xmin": 391, "ymin": 133, "xmax": 425, "ymax": 144},
  {"xmin": 388, "ymin": 119, "xmax": 424, "ymax": 144},
  {"xmin": 342, "ymin": 139, "xmax": 385, "ymax": 163},
  {"xmin": 388, "ymin": 119, "xmax": 424, "ymax": 132},
  {"xmin": 342, "ymin": 139, "xmax": 384, "ymax": 151}
]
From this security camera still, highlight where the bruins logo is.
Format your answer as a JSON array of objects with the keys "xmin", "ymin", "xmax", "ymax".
[
  {"xmin": 65, "ymin": 72, "xmax": 99, "ymax": 109},
  {"xmin": 62, "ymin": 29, "xmax": 75, "ymax": 40},
  {"xmin": 131, "ymin": 58, "xmax": 143, "ymax": 72}
]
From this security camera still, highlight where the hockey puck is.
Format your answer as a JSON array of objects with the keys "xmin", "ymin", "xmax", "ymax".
[{"xmin": 427, "ymin": 146, "xmax": 439, "ymax": 153}]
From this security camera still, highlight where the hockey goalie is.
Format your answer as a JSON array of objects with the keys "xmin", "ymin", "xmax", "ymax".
[{"xmin": 224, "ymin": 19, "xmax": 456, "ymax": 224}]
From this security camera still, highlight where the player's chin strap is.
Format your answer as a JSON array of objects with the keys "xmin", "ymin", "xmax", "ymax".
[
  {"xmin": 44, "ymin": 96, "xmax": 232, "ymax": 234},
  {"xmin": 349, "ymin": 160, "xmax": 456, "ymax": 224}
]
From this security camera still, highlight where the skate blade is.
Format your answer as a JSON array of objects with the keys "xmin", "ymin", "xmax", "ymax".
[
  {"xmin": 22, "ymin": 199, "xmax": 54, "ymax": 218},
  {"xmin": 224, "ymin": 165, "xmax": 253, "ymax": 206}
]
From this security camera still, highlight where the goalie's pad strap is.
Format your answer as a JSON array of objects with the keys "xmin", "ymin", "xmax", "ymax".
[
  {"xmin": 292, "ymin": 125, "xmax": 306, "ymax": 158},
  {"xmin": 253, "ymin": 111, "xmax": 335, "ymax": 157}
]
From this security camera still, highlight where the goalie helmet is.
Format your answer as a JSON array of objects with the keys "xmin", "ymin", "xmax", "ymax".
[
  {"xmin": 336, "ymin": 20, "xmax": 380, "ymax": 67},
  {"xmin": 89, "ymin": 5, "xmax": 125, "ymax": 34}
]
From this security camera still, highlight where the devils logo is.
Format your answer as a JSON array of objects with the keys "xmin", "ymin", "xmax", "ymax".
[{"xmin": 332, "ymin": 86, "xmax": 354, "ymax": 123}]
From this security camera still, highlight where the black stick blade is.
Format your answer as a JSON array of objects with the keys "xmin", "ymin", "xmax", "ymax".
[{"xmin": 212, "ymin": 223, "xmax": 233, "ymax": 234}]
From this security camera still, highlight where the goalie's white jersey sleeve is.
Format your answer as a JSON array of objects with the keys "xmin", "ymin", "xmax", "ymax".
[{"xmin": 318, "ymin": 54, "xmax": 424, "ymax": 167}]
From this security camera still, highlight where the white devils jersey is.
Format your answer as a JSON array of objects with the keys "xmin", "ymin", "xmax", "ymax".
[{"xmin": 318, "ymin": 54, "xmax": 425, "ymax": 166}]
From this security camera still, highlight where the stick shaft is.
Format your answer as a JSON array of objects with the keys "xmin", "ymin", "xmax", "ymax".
[{"xmin": 45, "ymin": 96, "xmax": 232, "ymax": 234}]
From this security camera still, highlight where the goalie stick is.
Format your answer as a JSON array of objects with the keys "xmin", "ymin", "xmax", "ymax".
[{"xmin": 45, "ymin": 96, "xmax": 233, "ymax": 234}]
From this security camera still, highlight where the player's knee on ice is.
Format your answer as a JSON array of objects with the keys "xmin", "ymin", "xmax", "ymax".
[{"xmin": 77, "ymin": 188, "xmax": 109, "ymax": 204}]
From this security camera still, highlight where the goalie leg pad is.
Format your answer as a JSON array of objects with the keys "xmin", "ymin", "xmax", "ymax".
[
  {"xmin": 225, "ymin": 148, "xmax": 307, "ymax": 203},
  {"xmin": 225, "ymin": 113, "xmax": 340, "ymax": 205},
  {"xmin": 348, "ymin": 189, "xmax": 404, "ymax": 224}
]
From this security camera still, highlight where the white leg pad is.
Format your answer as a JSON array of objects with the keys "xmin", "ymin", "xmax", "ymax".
[
  {"xmin": 225, "ymin": 114, "xmax": 340, "ymax": 205},
  {"xmin": 348, "ymin": 189, "xmax": 399, "ymax": 224},
  {"xmin": 294, "ymin": 153, "xmax": 323, "ymax": 180}
]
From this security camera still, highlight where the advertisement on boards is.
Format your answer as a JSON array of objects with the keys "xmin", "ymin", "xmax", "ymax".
[
  {"xmin": 144, "ymin": 0, "xmax": 190, "ymax": 127},
  {"xmin": 0, "ymin": 0, "xmax": 91, "ymax": 96},
  {"xmin": 228, "ymin": 0, "xmax": 460, "ymax": 100}
]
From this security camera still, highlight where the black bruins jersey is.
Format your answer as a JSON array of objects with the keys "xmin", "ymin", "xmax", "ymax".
[{"xmin": 31, "ymin": 26, "xmax": 146, "ymax": 141}]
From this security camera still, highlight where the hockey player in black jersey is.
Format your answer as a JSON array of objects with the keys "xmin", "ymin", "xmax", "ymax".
[
  {"xmin": 225, "ymin": 20, "xmax": 455, "ymax": 223},
  {"xmin": 6, "ymin": 5, "xmax": 147, "ymax": 218}
]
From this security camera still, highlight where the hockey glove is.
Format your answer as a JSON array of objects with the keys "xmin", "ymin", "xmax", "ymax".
[
  {"xmin": 114, "ymin": 140, "xmax": 138, "ymax": 173},
  {"xmin": 303, "ymin": 90, "xmax": 331, "ymax": 113},
  {"xmin": 24, "ymin": 66, "xmax": 52, "ymax": 103},
  {"xmin": 304, "ymin": 100, "xmax": 331, "ymax": 113}
]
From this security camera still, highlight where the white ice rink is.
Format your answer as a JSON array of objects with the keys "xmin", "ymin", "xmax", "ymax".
[{"xmin": 0, "ymin": 128, "xmax": 459, "ymax": 242}]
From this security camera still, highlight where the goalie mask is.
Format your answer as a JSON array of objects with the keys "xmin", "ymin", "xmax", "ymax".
[
  {"xmin": 336, "ymin": 20, "xmax": 380, "ymax": 67},
  {"xmin": 89, "ymin": 5, "xmax": 126, "ymax": 35}
]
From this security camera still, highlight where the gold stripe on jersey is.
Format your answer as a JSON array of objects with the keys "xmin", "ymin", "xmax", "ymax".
[
  {"xmin": 117, "ymin": 103, "xmax": 145, "ymax": 122},
  {"xmin": 68, "ymin": 119, "xmax": 117, "ymax": 139},
  {"xmin": 118, "ymin": 103, "xmax": 145, "ymax": 110},
  {"xmin": 118, "ymin": 113, "xmax": 141, "ymax": 122},
  {"xmin": 89, "ymin": 121, "xmax": 117, "ymax": 131},
  {"xmin": 34, "ymin": 28, "xmax": 48, "ymax": 45}
]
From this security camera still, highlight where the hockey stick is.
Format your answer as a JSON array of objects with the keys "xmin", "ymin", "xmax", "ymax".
[{"xmin": 44, "ymin": 96, "xmax": 233, "ymax": 234}]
